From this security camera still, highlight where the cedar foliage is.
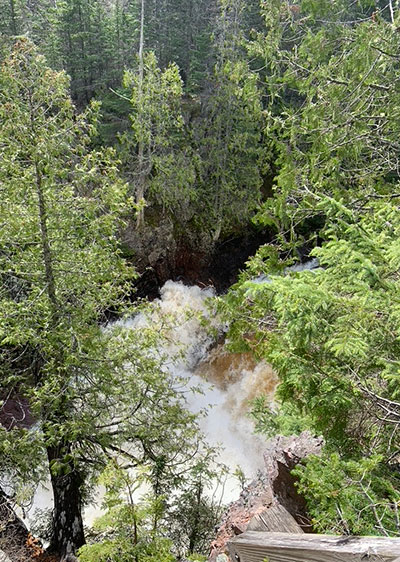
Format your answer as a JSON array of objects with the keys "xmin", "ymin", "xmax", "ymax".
[
  {"xmin": 221, "ymin": 0, "xmax": 400, "ymax": 537},
  {"xmin": 0, "ymin": 39, "xmax": 219, "ymax": 558},
  {"xmin": 3, "ymin": 0, "xmax": 400, "ymax": 554}
]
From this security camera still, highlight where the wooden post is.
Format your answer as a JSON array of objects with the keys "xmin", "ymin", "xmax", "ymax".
[{"xmin": 228, "ymin": 531, "xmax": 400, "ymax": 562}]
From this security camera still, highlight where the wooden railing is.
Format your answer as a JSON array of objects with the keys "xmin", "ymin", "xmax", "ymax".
[{"xmin": 228, "ymin": 531, "xmax": 400, "ymax": 562}]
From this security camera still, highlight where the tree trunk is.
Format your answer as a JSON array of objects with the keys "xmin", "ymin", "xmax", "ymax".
[
  {"xmin": 35, "ymin": 164, "xmax": 58, "ymax": 309},
  {"xmin": 136, "ymin": 150, "xmax": 146, "ymax": 230},
  {"xmin": 188, "ymin": 480, "xmax": 203, "ymax": 554},
  {"xmin": 35, "ymin": 154, "xmax": 85, "ymax": 558},
  {"xmin": 9, "ymin": 0, "xmax": 17, "ymax": 35},
  {"xmin": 136, "ymin": 0, "xmax": 146, "ymax": 230},
  {"xmin": 47, "ymin": 445, "xmax": 85, "ymax": 559}
]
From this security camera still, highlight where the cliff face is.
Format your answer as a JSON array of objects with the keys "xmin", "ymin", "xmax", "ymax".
[
  {"xmin": 121, "ymin": 217, "xmax": 270, "ymax": 298},
  {"xmin": 209, "ymin": 432, "xmax": 323, "ymax": 561}
]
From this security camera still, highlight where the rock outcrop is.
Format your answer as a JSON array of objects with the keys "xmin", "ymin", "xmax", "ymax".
[
  {"xmin": 209, "ymin": 431, "xmax": 323, "ymax": 561},
  {"xmin": 121, "ymin": 216, "xmax": 270, "ymax": 297}
]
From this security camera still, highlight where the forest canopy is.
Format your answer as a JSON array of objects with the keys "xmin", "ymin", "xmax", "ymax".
[{"xmin": 1, "ymin": 0, "xmax": 400, "ymax": 560}]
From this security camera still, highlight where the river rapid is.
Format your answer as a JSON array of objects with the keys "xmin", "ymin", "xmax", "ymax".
[
  {"xmin": 27, "ymin": 280, "xmax": 277, "ymax": 529},
  {"xmin": 124, "ymin": 281, "xmax": 277, "ymax": 500}
]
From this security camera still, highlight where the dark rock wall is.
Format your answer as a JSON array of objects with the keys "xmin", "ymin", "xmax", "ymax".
[{"xmin": 122, "ymin": 217, "xmax": 271, "ymax": 298}]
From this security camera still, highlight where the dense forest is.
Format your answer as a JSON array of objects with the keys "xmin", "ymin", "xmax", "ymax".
[{"xmin": 1, "ymin": 0, "xmax": 400, "ymax": 560}]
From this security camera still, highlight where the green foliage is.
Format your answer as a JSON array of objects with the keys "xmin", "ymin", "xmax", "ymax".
[
  {"xmin": 166, "ymin": 470, "xmax": 226, "ymax": 557},
  {"xmin": 222, "ymin": 194, "xmax": 400, "ymax": 534},
  {"xmin": 95, "ymin": 87, "xmax": 132, "ymax": 146},
  {"xmin": 142, "ymin": 0, "xmax": 217, "ymax": 93},
  {"xmin": 0, "ymin": 38, "xmax": 134, "ymax": 552},
  {"xmin": 250, "ymin": 0, "xmax": 400, "ymax": 247},
  {"xmin": 9, "ymin": 0, "xmax": 400, "ymax": 547},
  {"xmin": 196, "ymin": 0, "xmax": 264, "ymax": 242},
  {"xmin": 0, "ymin": 0, "xmax": 140, "ymax": 104},
  {"xmin": 199, "ymin": 59, "xmax": 263, "ymax": 241},
  {"xmin": 78, "ymin": 465, "xmax": 175, "ymax": 562},
  {"xmin": 121, "ymin": 51, "xmax": 197, "ymax": 223},
  {"xmin": 0, "ymin": 0, "xmax": 24, "ymax": 35},
  {"xmin": 218, "ymin": 19, "xmax": 400, "ymax": 544},
  {"xmin": 221, "ymin": 2, "xmax": 400, "ymax": 519},
  {"xmin": 250, "ymin": 396, "xmax": 313, "ymax": 439},
  {"xmin": 294, "ymin": 454, "xmax": 400, "ymax": 536},
  {"xmin": 123, "ymin": 52, "xmax": 184, "ymax": 170},
  {"xmin": 0, "ymin": 39, "xmax": 219, "ymax": 555},
  {"xmin": 79, "ymin": 457, "xmax": 225, "ymax": 561},
  {"xmin": 186, "ymin": 555, "xmax": 207, "ymax": 562},
  {"xmin": 0, "ymin": 0, "xmax": 269, "ymax": 245}
]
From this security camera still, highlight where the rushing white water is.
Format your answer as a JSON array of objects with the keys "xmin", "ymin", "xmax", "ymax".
[
  {"xmin": 124, "ymin": 281, "xmax": 276, "ymax": 500},
  {"xmin": 26, "ymin": 280, "xmax": 276, "ymax": 527},
  {"xmin": 251, "ymin": 257, "xmax": 319, "ymax": 285}
]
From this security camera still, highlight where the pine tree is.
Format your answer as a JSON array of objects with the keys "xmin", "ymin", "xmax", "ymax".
[
  {"xmin": 120, "ymin": 50, "xmax": 195, "ymax": 228},
  {"xmin": 249, "ymin": 0, "xmax": 400, "ymax": 251},
  {"xmin": 0, "ymin": 0, "xmax": 24, "ymax": 35},
  {"xmin": 223, "ymin": 194, "xmax": 400, "ymax": 534}
]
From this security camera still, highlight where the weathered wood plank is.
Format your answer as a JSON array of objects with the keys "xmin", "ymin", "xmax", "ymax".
[
  {"xmin": 228, "ymin": 531, "xmax": 400, "ymax": 562},
  {"xmin": 246, "ymin": 504, "xmax": 303, "ymax": 534}
]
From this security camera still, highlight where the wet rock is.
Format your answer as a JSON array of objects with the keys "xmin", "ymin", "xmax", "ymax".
[
  {"xmin": 121, "ymin": 217, "xmax": 178, "ymax": 299},
  {"xmin": 122, "ymin": 215, "xmax": 271, "ymax": 296},
  {"xmin": 208, "ymin": 431, "xmax": 323, "ymax": 561},
  {"xmin": 263, "ymin": 432, "xmax": 323, "ymax": 524}
]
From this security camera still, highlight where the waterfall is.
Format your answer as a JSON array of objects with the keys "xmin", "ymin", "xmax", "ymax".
[
  {"xmin": 126, "ymin": 280, "xmax": 276, "ymax": 500},
  {"xmin": 27, "ymin": 280, "xmax": 277, "ymax": 527}
]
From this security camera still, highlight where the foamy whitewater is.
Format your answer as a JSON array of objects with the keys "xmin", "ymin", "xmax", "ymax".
[
  {"xmin": 27, "ymin": 281, "xmax": 276, "ymax": 527},
  {"xmin": 122, "ymin": 281, "xmax": 276, "ymax": 501}
]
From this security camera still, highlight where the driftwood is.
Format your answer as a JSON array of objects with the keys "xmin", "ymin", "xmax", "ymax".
[{"xmin": 228, "ymin": 531, "xmax": 400, "ymax": 562}]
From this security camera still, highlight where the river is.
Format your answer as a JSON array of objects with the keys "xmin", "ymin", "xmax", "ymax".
[{"xmin": 26, "ymin": 280, "xmax": 277, "ymax": 530}]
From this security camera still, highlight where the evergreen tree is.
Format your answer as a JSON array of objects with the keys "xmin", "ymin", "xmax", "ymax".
[
  {"xmin": 78, "ymin": 464, "xmax": 175, "ymax": 562},
  {"xmin": 0, "ymin": 38, "xmax": 128, "ymax": 555},
  {"xmin": 111, "ymin": 0, "xmax": 140, "ymax": 77},
  {"xmin": 121, "ymin": 51, "xmax": 196, "ymax": 229},
  {"xmin": 249, "ymin": 0, "xmax": 400, "ymax": 251},
  {"xmin": 52, "ymin": 0, "xmax": 118, "ymax": 104},
  {"xmin": 196, "ymin": 0, "xmax": 263, "ymax": 242},
  {"xmin": 0, "ymin": 0, "xmax": 25, "ymax": 35},
  {"xmin": 0, "ymin": 39, "xmax": 211, "ymax": 557},
  {"xmin": 143, "ymin": 0, "xmax": 217, "ymax": 92},
  {"xmin": 220, "ymin": 0, "xmax": 400, "ymax": 535},
  {"xmin": 222, "ymin": 195, "xmax": 400, "ymax": 534},
  {"xmin": 78, "ymin": 456, "xmax": 225, "ymax": 560}
]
